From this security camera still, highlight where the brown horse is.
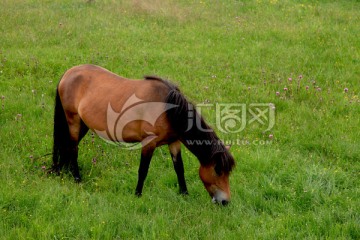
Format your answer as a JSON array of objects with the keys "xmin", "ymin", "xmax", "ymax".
[{"xmin": 51, "ymin": 64, "xmax": 235, "ymax": 205}]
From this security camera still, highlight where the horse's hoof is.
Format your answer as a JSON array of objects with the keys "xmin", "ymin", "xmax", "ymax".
[
  {"xmin": 135, "ymin": 191, "xmax": 142, "ymax": 197},
  {"xmin": 74, "ymin": 177, "xmax": 81, "ymax": 183},
  {"xmin": 180, "ymin": 190, "xmax": 189, "ymax": 195},
  {"xmin": 47, "ymin": 167, "xmax": 60, "ymax": 176}
]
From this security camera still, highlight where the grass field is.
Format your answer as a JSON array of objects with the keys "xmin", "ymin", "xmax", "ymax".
[{"xmin": 0, "ymin": 0, "xmax": 359, "ymax": 239}]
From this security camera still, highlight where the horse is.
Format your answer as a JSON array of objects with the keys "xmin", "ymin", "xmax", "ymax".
[{"xmin": 51, "ymin": 64, "xmax": 235, "ymax": 205}]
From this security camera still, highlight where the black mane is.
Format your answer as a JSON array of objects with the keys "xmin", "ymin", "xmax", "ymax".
[
  {"xmin": 144, "ymin": 75, "xmax": 179, "ymax": 91},
  {"xmin": 165, "ymin": 85, "xmax": 235, "ymax": 175},
  {"xmin": 144, "ymin": 75, "xmax": 235, "ymax": 174}
]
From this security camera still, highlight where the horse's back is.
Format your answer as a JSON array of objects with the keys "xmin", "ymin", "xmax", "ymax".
[
  {"xmin": 58, "ymin": 65, "xmax": 174, "ymax": 145},
  {"xmin": 59, "ymin": 64, "xmax": 169, "ymax": 101}
]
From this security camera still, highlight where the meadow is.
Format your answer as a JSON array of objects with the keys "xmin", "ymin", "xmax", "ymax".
[{"xmin": 0, "ymin": 0, "xmax": 359, "ymax": 239}]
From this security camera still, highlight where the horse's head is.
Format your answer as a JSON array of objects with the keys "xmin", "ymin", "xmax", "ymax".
[
  {"xmin": 199, "ymin": 165, "xmax": 231, "ymax": 205},
  {"xmin": 199, "ymin": 146, "xmax": 235, "ymax": 206}
]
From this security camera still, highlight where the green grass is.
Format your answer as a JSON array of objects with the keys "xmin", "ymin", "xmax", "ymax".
[{"xmin": 1, "ymin": 0, "xmax": 359, "ymax": 239}]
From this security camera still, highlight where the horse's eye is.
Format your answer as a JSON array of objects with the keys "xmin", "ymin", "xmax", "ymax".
[{"xmin": 214, "ymin": 163, "xmax": 222, "ymax": 176}]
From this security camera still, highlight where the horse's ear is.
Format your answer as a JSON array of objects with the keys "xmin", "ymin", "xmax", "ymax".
[
  {"xmin": 212, "ymin": 149, "xmax": 235, "ymax": 175},
  {"xmin": 225, "ymin": 145, "xmax": 231, "ymax": 151}
]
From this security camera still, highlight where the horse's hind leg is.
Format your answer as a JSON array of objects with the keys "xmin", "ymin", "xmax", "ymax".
[
  {"xmin": 67, "ymin": 140, "xmax": 80, "ymax": 182},
  {"xmin": 67, "ymin": 114, "xmax": 89, "ymax": 182},
  {"xmin": 169, "ymin": 141, "xmax": 188, "ymax": 195}
]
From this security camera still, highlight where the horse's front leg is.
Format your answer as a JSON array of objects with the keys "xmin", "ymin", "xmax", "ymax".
[
  {"xmin": 135, "ymin": 144, "xmax": 156, "ymax": 196},
  {"xmin": 169, "ymin": 141, "xmax": 188, "ymax": 195}
]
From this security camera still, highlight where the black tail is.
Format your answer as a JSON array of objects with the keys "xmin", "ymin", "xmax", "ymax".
[{"xmin": 52, "ymin": 87, "xmax": 70, "ymax": 172}]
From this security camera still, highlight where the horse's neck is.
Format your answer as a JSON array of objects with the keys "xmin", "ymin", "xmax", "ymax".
[{"xmin": 181, "ymin": 118, "xmax": 220, "ymax": 164}]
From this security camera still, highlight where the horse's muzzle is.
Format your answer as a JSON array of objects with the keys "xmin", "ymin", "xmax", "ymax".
[{"xmin": 211, "ymin": 190, "xmax": 230, "ymax": 206}]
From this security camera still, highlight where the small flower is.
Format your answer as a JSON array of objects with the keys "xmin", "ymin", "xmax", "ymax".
[
  {"xmin": 248, "ymin": 87, "xmax": 251, "ymax": 90},
  {"xmin": 284, "ymin": 87, "xmax": 288, "ymax": 91},
  {"xmin": 305, "ymin": 86, "xmax": 309, "ymax": 90},
  {"xmin": 288, "ymin": 77, "xmax": 292, "ymax": 82},
  {"xmin": 299, "ymin": 75, "xmax": 303, "ymax": 79},
  {"xmin": 269, "ymin": 134, "xmax": 274, "ymax": 139},
  {"xmin": 317, "ymin": 87, "xmax": 321, "ymax": 91},
  {"xmin": 344, "ymin": 88, "xmax": 348, "ymax": 93},
  {"xmin": 1, "ymin": 95, "xmax": 4, "ymax": 100},
  {"xmin": 31, "ymin": 89, "xmax": 36, "ymax": 94},
  {"xmin": 276, "ymin": 91, "xmax": 280, "ymax": 96},
  {"xmin": 29, "ymin": 155, "xmax": 33, "ymax": 159},
  {"xmin": 92, "ymin": 158, "xmax": 97, "ymax": 164},
  {"xmin": 41, "ymin": 166, "xmax": 46, "ymax": 170}
]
